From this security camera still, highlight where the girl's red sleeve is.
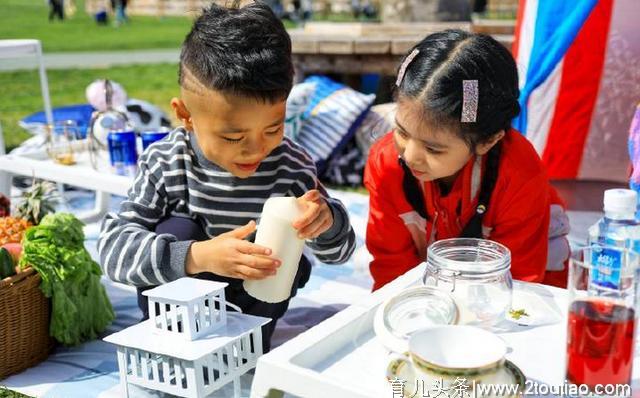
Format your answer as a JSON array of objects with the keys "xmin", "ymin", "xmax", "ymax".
[
  {"xmin": 488, "ymin": 173, "xmax": 550, "ymax": 283},
  {"xmin": 364, "ymin": 146, "xmax": 421, "ymax": 291}
]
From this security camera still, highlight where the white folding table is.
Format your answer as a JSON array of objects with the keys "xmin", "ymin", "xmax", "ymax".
[{"xmin": 0, "ymin": 145, "xmax": 132, "ymax": 222}]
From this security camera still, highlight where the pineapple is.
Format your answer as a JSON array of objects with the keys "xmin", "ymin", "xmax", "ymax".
[
  {"xmin": 15, "ymin": 180, "xmax": 60, "ymax": 225},
  {"xmin": 0, "ymin": 217, "xmax": 32, "ymax": 245}
]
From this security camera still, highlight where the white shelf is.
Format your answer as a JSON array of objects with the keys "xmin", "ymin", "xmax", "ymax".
[
  {"xmin": 104, "ymin": 313, "xmax": 270, "ymax": 362},
  {"xmin": 143, "ymin": 278, "xmax": 228, "ymax": 304}
]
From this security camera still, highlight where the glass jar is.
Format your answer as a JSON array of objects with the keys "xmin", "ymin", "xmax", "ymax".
[
  {"xmin": 423, "ymin": 238, "xmax": 512, "ymax": 329},
  {"xmin": 46, "ymin": 120, "xmax": 80, "ymax": 165}
]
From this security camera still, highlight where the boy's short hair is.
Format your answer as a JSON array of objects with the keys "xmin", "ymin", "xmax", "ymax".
[{"xmin": 179, "ymin": 1, "xmax": 293, "ymax": 103}]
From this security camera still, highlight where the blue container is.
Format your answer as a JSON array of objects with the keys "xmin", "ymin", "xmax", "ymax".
[
  {"xmin": 141, "ymin": 130, "xmax": 170, "ymax": 151},
  {"xmin": 108, "ymin": 130, "xmax": 138, "ymax": 176}
]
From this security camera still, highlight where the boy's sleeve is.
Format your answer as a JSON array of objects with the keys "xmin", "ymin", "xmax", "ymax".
[
  {"xmin": 286, "ymin": 155, "xmax": 356, "ymax": 264},
  {"xmin": 98, "ymin": 160, "xmax": 190, "ymax": 286},
  {"xmin": 308, "ymin": 187, "xmax": 357, "ymax": 264}
]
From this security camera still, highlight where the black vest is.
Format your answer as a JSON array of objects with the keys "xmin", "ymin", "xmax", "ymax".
[{"xmin": 399, "ymin": 145, "xmax": 500, "ymax": 239}]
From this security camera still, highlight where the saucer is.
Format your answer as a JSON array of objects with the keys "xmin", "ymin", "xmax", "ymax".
[{"xmin": 387, "ymin": 359, "xmax": 525, "ymax": 398}]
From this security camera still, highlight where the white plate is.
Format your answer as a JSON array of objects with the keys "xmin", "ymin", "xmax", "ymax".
[{"xmin": 506, "ymin": 288, "xmax": 563, "ymax": 327}]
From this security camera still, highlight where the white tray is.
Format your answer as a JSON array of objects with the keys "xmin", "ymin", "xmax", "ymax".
[
  {"xmin": 251, "ymin": 264, "xmax": 640, "ymax": 398},
  {"xmin": 250, "ymin": 265, "xmax": 426, "ymax": 398}
]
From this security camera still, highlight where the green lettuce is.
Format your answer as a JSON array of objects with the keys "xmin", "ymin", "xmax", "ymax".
[{"xmin": 19, "ymin": 213, "xmax": 114, "ymax": 346}]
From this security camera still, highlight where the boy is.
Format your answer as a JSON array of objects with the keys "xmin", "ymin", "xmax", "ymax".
[{"xmin": 98, "ymin": 2, "xmax": 356, "ymax": 351}]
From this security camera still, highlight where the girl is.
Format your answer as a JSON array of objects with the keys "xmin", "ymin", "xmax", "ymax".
[{"xmin": 365, "ymin": 30, "xmax": 570, "ymax": 290}]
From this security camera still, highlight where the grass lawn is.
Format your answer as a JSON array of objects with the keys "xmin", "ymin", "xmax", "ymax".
[
  {"xmin": 0, "ymin": 63, "xmax": 179, "ymax": 151},
  {"xmin": 0, "ymin": 0, "xmax": 372, "ymax": 150},
  {"xmin": 1, "ymin": 0, "xmax": 193, "ymax": 53},
  {"xmin": 1, "ymin": 0, "xmax": 364, "ymax": 53}
]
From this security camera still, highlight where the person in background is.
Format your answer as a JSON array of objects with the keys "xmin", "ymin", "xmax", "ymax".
[
  {"xmin": 110, "ymin": 0, "xmax": 128, "ymax": 26},
  {"xmin": 351, "ymin": 0, "xmax": 377, "ymax": 19},
  {"xmin": 291, "ymin": 0, "xmax": 312, "ymax": 24},
  {"xmin": 49, "ymin": 0, "xmax": 64, "ymax": 21},
  {"xmin": 473, "ymin": 0, "xmax": 488, "ymax": 14},
  {"xmin": 265, "ymin": 0, "xmax": 285, "ymax": 18}
]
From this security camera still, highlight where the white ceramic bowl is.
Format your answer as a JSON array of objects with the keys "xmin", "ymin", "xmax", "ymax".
[{"xmin": 410, "ymin": 325, "xmax": 507, "ymax": 370}]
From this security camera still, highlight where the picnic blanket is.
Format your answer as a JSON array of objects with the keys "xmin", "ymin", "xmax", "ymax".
[
  {"xmin": 2, "ymin": 189, "xmax": 373, "ymax": 398},
  {"xmin": 2, "ymin": 187, "xmax": 597, "ymax": 398}
]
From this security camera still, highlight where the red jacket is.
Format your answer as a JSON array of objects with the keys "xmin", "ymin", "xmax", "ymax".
[{"xmin": 365, "ymin": 130, "xmax": 563, "ymax": 290}]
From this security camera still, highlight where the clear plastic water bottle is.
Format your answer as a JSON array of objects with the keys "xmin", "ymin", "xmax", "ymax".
[{"xmin": 588, "ymin": 189, "xmax": 640, "ymax": 289}]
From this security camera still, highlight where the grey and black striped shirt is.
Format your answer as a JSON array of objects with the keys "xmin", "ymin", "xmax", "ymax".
[{"xmin": 98, "ymin": 128, "xmax": 356, "ymax": 287}]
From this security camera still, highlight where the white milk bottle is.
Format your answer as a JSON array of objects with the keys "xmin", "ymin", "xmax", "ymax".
[{"xmin": 243, "ymin": 196, "xmax": 305, "ymax": 303}]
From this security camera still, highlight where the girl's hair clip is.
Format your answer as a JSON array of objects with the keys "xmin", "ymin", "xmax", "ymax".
[
  {"xmin": 461, "ymin": 80, "xmax": 478, "ymax": 123},
  {"xmin": 396, "ymin": 49, "xmax": 420, "ymax": 87}
]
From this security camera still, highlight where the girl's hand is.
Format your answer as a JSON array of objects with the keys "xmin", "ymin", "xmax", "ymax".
[
  {"xmin": 293, "ymin": 190, "xmax": 334, "ymax": 239},
  {"xmin": 186, "ymin": 221, "xmax": 281, "ymax": 280}
]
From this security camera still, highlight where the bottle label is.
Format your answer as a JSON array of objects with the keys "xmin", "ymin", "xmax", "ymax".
[{"xmin": 590, "ymin": 247, "xmax": 622, "ymax": 289}]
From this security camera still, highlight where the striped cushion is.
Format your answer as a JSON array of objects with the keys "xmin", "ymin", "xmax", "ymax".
[
  {"xmin": 295, "ymin": 76, "xmax": 375, "ymax": 174},
  {"xmin": 285, "ymin": 82, "xmax": 315, "ymax": 141}
]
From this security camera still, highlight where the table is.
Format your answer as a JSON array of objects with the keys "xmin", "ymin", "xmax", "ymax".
[
  {"xmin": 0, "ymin": 143, "xmax": 132, "ymax": 222},
  {"xmin": 250, "ymin": 264, "xmax": 640, "ymax": 398}
]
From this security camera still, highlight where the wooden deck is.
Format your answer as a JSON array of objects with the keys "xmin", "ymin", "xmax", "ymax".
[{"xmin": 291, "ymin": 21, "xmax": 514, "ymax": 76}]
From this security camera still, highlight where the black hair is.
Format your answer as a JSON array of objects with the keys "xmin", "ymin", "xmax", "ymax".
[
  {"xmin": 395, "ymin": 29, "xmax": 520, "ymax": 147},
  {"xmin": 396, "ymin": 30, "xmax": 520, "ymax": 238},
  {"xmin": 178, "ymin": 1, "xmax": 293, "ymax": 103}
]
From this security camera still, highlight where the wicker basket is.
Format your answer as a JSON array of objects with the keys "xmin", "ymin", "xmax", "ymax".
[{"xmin": 0, "ymin": 267, "xmax": 54, "ymax": 380}]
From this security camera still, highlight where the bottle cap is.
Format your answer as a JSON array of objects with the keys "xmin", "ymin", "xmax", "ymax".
[{"xmin": 603, "ymin": 189, "xmax": 637, "ymax": 214}]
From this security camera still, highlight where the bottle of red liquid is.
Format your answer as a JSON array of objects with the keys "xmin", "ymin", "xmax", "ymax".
[{"xmin": 566, "ymin": 298, "xmax": 635, "ymax": 387}]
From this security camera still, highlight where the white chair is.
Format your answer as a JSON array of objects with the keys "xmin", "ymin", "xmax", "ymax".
[
  {"xmin": 0, "ymin": 40, "xmax": 53, "ymax": 127},
  {"xmin": 0, "ymin": 40, "xmax": 54, "ymax": 197}
]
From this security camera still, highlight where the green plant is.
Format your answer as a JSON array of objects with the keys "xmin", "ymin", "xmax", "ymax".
[
  {"xmin": 20, "ymin": 213, "xmax": 115, "ymax": 346},
  {"xmin": 15, "ymin": 180, "xmax": 60, "ymax": 225},
  {"xmin": 0, "ymin": 386, "xmax": 34, "ymax": 398}
]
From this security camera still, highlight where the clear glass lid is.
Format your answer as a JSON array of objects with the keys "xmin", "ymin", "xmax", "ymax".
[{"xmin": 382, "ymin": 286, "xmax": 458, "ymax": 339}]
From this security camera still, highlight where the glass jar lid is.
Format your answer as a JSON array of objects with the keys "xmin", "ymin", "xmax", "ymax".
[
  {"xmin": 374, "ymin": 286, "xmax": 458, "ymax": 353},
  {"xmin": 427, "ymin": 238, "xmax": 511, "ymax": 275}
]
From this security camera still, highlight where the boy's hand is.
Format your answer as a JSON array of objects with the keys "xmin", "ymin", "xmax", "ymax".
[
  {"xmin": 186, "ymin": 221, "xmax": 280, "ymax": 280},
  {"xmin": 293, "ymin": 190, "xmax": 334, "ymax": 239}
]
